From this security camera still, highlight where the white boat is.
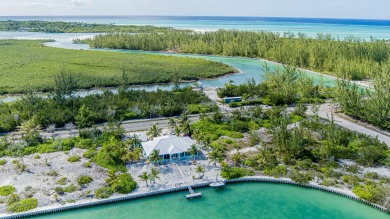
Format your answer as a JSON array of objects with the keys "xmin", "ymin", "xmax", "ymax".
[{"xmin": 209, "ymin": 180, "xmax": 226, "ymax": 188}]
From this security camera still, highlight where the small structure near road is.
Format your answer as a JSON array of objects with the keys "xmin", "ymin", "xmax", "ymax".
[{"xmin": 223, "ymin": 96, "xmax": 242, "ymax": 104}]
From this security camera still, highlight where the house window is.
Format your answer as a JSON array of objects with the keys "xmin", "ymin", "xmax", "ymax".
[{"xmin": 163, "ymin": 154, "xmax": 170, "ymax": 160}]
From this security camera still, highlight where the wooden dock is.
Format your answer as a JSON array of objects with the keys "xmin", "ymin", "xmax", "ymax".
[{"xmin": 186, "ymin": 186, "xmax": 202, "ymax": 199}]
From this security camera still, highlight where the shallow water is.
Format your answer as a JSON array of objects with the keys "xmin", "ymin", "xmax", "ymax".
[{"xmin": 32, "ymin": 182, "xmax": 389, "ymax": 219}]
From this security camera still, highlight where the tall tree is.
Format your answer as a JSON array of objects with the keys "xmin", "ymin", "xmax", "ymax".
[{"xmin": 146, "ymin": 124, "xmax": 162, "ymax": 140}]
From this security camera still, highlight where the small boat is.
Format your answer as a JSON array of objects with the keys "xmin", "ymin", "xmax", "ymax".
[
  {"xmin": 210, "ymin": 171, "xmax": 226, "ymax": 188},
  {"xmin": 209, "ymin": 180, "xmax": 226, "ymax": 188}
]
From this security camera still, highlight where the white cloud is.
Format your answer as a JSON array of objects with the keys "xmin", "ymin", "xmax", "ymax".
[
  {"xmin": 70, "ymin": 0, "xmax": 91, "ymax": 7},
  {"xmin": 0, "ymin": 0, "xmax": 91, "ymax": 9}
]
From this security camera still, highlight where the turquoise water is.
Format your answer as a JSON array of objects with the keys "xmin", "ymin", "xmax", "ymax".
[
  {"xmin": 32, "ymin": 183, "xmax": 389, "ymax": 219},
  {"xmin": 1, "ymin": 16, "xmax": 390, "ymax": 40},
  {"xmin": 95, "ymin": 50, "xmax": 337, "ymax": 90}
]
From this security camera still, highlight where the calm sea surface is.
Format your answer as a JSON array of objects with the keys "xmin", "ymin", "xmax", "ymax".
[
  {"xmin": 1, "ymin": 16, "xmax": 390, "ymax": 40},
  {"xmin": 32, "ymin": 183, "xmax": 389, "ymax": 219}
]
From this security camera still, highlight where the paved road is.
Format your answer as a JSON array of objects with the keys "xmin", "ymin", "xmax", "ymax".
[
  {"xmin": 310, "ymin": 103, "xmax": 390, "ymax": 147},
  {"xmin": 4, "ymin": 92, "xmax": 389, "ymax": 148}
]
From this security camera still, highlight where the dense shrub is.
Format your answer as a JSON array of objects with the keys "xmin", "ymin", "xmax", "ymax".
[
  {"xmin": 57, "ymin": 177, "xmax": 67, "ymax": 185},
  {"xmin": 221, "ymin": 167, "xmax": 254, "ymax": 180},
  {"xmin": 113, "ymin": 173, "xmax": 137, "ymax": 194},
  {"xmin": 353, "ymin": 183, "xmax": 384, "ymax": 203},
  {"xmin": 6, "ymin": 194, "xmax": 20, "ymax": 206},
  {"xmin": 342, "ymin": 175, "xmax": 361, "ymax": 187},
  {"xmin": 0, "ymin": 185, "xmax": 16, "ymax": 196},
  {"xmin": 289, "ymin": 170, "xmax": 313, "ymax": 184},
  {"xmin": 95, "ymin": 138, "xmax": 127, "ymax": 171},
  {"xmin": 6, "ymin": 198, "xmax": 38, "ymax": 213},
  {"xmin": 263, "ymin": 165, "xmax": 287, "ymax": 178},
  {"xmin": 84, "ymin": 162, "xmax": 92, "ymax": 168},
  {"xmin": 67, "ymin": 155, "xmax": 81, "ymax": 163},
  {"xmin": 0, "ymin": 159, "xmax": 6, "ymax": 165},
  {"xmin": 83, "ymin": 149, "xmax": 96, "ymax": 159},
  {"xmin": 76, "ymin": 138, "xmax": 94, "ymax": 149},
  {"xmin": 55, "ymin": 187, "xmax": 65, "ymax": 195},
  {"xmin": 77, "ymin": 175, "xmax": 93, "ymax": 186},
  {"xmin": 63, "ymin": 184, "xmax": 77, "ymax": 193},
  {"xmin": 94, "ymin": 187, "xmax": 113, "ymax": 199}
]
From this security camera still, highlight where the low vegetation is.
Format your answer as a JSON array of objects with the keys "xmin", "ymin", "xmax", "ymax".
[
  {"xmin": 94, "ymin": 187, "xmax": 113, "ymax": 199},
  {"xmin": 67, "ymin": 155, "xmax": 81, "ymax": 163},
  {"xmin": 0, "ymin": 159, "xmax": 6, "ymax": 165},
  {"xmin": 0, "ymin": 39, "xmax": 235, "ymax": 94},
  {"xmin": 0, "ymin": 186, "xmax": 16, "ymax": 196},
  {"xmin": 106, "ymin": 171, "xmax": 137, "ymax": 194},
  {"xmin": 6, "ymin": 198, "xmax": 38, "ymax": 213},
  {"xmin": 77, "ymin": 175, "xmax": 93, "ymax": 186}
]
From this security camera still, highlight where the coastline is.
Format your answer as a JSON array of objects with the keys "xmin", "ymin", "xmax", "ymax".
[{"xmin": 1, "ymin": 176, "xmax": 388, "ymax": 219}]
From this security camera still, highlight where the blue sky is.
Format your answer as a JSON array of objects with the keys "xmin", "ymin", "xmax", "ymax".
[{"xmin": 0, "ymin": 0, "xmax": 389, "ymax": 19}]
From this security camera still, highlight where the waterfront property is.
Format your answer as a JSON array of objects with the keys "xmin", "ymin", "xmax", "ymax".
[
  {"xmin": 141, "ymin": 136, "xmax": 198, "ymax": 161},
  {"xmin": 223, "ymin": 96, "xmax": 242, "ymax": 104}
]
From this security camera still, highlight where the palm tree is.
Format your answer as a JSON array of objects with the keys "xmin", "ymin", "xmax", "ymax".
[
  {"xmin": 174, "ymin": 125, "xmax": 181, "ymax": 137},
  {"xmin": 195, "ymin": 165, "xmax": 204, "ymax": 178},
  {"xmin": 180, "ymin": 112, "xmax": 189, "ymax": 124},
  {"xmin": 147, "ymin": 124, "xmax": 162, "ymax": 140},
  {"xmin": 149, "ymin": 149, "xmax": 161, "ymax": 164},
  {"xmin": 188, "ymin": 144, "xmax": 198, "ymax": 162},
  {"xmin": 231, "ymin": 152, "xmax": 243, "ymax": 167},
  {"xmin": 128, "ymin": 134, "xmax": 141, "ymax": 150},
  {"xmin": 202, "ymin": 135, "xmax": 212, "ymax": 154},
  {"xmin": 180, "ymin": 121, "xmax": 191, "ymax": 137},
  {"xmin": 149, "ymin": 168, "xmax": 160, "ymax": 184},
  {"xmin": 208, "ymin": 149, "xmax": 224, "ymax": 166},
  {"xmin": 138, "ymin": 172, "xmax": 149, "ymax": 187},
  {"xmin": 168, "ymin": 118, "xmax": 177, "ymax": 133}
]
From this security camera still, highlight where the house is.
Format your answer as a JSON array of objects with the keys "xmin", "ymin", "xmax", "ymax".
[
  {"xmin": 141, "ymin": 136, "xmax": 198, "ymax": 161},
  {"xmin": 223, "ymin": 96, "xmax": 242, "ymax": 104}
]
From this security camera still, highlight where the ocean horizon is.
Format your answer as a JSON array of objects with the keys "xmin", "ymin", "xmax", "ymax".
[
  {"xmin": 1, "ymin": 15, "xmax": 390, "ymax": 25},
  {"xmin": 1, "ymin": 16, "xmax": 390, "ymax": 39}
]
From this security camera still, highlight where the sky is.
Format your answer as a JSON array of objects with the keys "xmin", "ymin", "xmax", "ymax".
[{"xmin": 0, "ymin": 0, "xmax": 389, "ymax": 19}]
